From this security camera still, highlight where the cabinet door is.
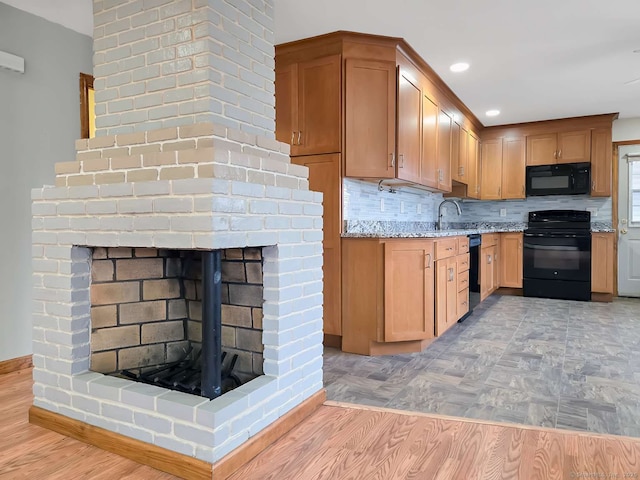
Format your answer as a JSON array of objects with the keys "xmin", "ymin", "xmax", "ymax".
[
  {"xmin": 436, "ymin": 256, "xmax": 459, "ymax": 336},
  {"xmin": 437, "ymin": 109, "xmax": 453, "ymax": 192},
  {"xmin": 592, "ymin": 233, "xmax": 614, "ymax": 293},
  {"xmin": 458, "ymin": 124, "xmax": 469, "ymax": 184},
  {"xmin": 467, "ymin": 132, "xmax": 480, "ymax": 198},
  {"xmin": 421, "ymin": 91, "xmax": 439, "ymax": 188},
  {"xmin": 480, "ymin": 138, "xmax": 503, "ymax": 200},
  {"xmin": 293, "ymin": 154, "xmax": 342, "ymax": 335},
  {"xmin": 397, "ymin": 68, "xmax": 422, "ymax": 184},
  {"xmin": 480, "ymin": 245, "xmax": 494, "ymax": 301},
  {"xmin": 591, "ymin": 128, "xmax": 612, "ymax": 197},
  {"xmin": 557, "ymin": 130, "xmax": 591, "ymax": 164},
  {"xmin": 526, "ymin": 133, "xmax": 557, "ymax": 166},
  {"xmin": 296, "ymin": 55, "xmax": 341, "ymax": 156},
  {"xmin": 384, "ymin": 241, "xmax": 434, "ymax": 341},
  {"xmin": 501, "ymin": 137, "xmax": 526, "ymax": 199},
  {"xmin": 275, "ymin": 63, "xmax": 297, "ymax": 148},
  {"xmin": 500, "ymin": 233, "xmax": 523, "ymax": 288},
  {"xmin": 345, "ymin": 59, "xmax": 396, "ymax": 178},
  {"xmin": 451, "ymin": 121, "xmax": 460, "ymax": 183},
  {"xmin": 492, "ymin": 245, "xmax": 500, "ymax": 293}
]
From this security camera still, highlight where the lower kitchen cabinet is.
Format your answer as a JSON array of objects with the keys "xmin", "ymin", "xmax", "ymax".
[
  {"xmin": 435, "ymin": 236, "xmax": 469, "ymax": 336},
  {"xmin": 592, "ymin": 232, "xmax": 615, "ymax": 294},
  {"xmin": 500, "ymin": 233, "xmax": 523, "ymax": 288},
  {"xmin": 341, "ymin": 238, "xmax": 435, "ymax": 355},
  {"xmin": 480, "ymin": 234, "xmax": 500, "ymax": 301}
]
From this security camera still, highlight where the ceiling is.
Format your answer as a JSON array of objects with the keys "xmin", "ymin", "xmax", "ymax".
[{"xmin": 5, "ymin": 0, "xmax": 640, "ymax": 127}]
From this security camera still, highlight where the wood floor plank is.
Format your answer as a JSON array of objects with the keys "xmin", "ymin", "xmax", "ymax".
[{"xmin": 5, "ymin": 368, "xmax": 640, "ymax": 479}]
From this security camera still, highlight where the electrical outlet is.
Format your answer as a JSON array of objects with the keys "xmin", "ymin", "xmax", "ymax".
[
  {"xmin": 400, "ymin": 201, "xmax": 405, "ymax": 214},
  {"xmin": 417, "ymin": 203, "xmax": 422, "ymax": 214},
  {"xmin": 587, "ymin": 207, "xmax": 597, "ymax": 217},
  {"xmin": 500, "ymin": 208, "xmax": 507, "ymax": 217},
  {"xmin": 380, "ymin": 198, "xmax": 385, "ymax": 212}
]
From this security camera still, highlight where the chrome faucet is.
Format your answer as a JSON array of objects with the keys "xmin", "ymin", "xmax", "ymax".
[{"xmin": 436, "ymin": 199, "xmax": 462, "ymax": 230}]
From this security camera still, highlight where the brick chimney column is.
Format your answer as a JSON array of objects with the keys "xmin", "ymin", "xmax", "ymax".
[{"xmin": 92, "ymin": 0, "xmax": 275, "ymax": 139}]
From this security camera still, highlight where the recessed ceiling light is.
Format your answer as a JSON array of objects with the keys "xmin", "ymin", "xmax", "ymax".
[
  {"xmin": 634, "ymin": 49, "xmax": 640, "ymax": 54},
  {"xmin": 450, "ymin": 62, "xmax": 469, "ymax": 73},
  {"xmin": 486, "ymin": 109, "xmax": 500, "ymax": 117}
]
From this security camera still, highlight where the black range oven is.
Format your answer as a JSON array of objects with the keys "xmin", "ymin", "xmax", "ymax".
[{"xmin": 523, "ymin": 210, "xmax": 591, "ymax": 301}]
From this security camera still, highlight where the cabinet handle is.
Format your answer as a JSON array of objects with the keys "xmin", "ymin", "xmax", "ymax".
[
  {"xmin": 498, "ymin": 186, "xmax": 501, "ymax": 197},
  {"xmin": 425, "ymin": 253, "xmax": 432, "ymax": 269},
  {"xmin": 399, "ymin": 153, "xmax": 405, "ymax": 168},
  {"xmin": 558, "ymin": 149, "xmax": 562, "ymax": 158},
  {"xmin": 291, "ymin": 131, "xmax": 295, "ymax": 145},
  {"xmin": 522, "ymin": 185, "xmax": 525, "ymax": 196},
  {"xmin": 554, "ymin": 150, "xmax": 558, "ymax": 159},
  {"xmin": 487, "ymin": 254, "xmax": 492, "ymax": 264},
  {"xmin": 298, "ymin": 131, "xmax": 302, "ymax": 145},
  {"xmin": 460, "ymin": 166, "xmax": 464, "ymax": 176},
  {"xmin": 461, "ymin": 301, "xmax": 467, "ymax": 306},
  {"xmin": 592, "ymin": 180, "xmax": 596, "ymax": 191},
  {"xmin": 449, "ymin": 268, "xmax": 454, "ymax": 282},
  {"xmin": 389, "ymin": 153, "xmax": 395, "ymax": 168}
]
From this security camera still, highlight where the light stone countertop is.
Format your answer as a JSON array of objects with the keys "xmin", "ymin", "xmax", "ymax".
[{"xmin": 342, "ymin": 220, "xmax": 615, "ymax": 238}]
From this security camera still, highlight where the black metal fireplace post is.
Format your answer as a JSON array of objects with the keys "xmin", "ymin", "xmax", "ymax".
[{"xmin": 201, "ymin": 250, "xmax": 222, "ymax": 399}]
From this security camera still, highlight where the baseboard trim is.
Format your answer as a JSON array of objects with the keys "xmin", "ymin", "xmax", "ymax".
[
  {"xmin": 323, "ymin": 334, "xmax": 342, "ymax": 349},
  {"xmin": 0, "ymin": 354, "xmax": 32, "ymax": 375},
  {"xmin": 29, "ymin": 388, "xmax": 326, "ymax": 480},
  {"xmin": 591, "ymin": 292, "xmax": 613, "ymax": 302}
]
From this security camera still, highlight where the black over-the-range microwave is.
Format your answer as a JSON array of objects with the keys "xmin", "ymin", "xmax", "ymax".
[{"xmin": 525, "ymin": 162, "xmax": 590, "ymax": 196}]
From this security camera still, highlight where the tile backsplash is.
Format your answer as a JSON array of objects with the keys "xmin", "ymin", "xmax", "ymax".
[
  {"xmin": 343, "ymin": 177, "xmax": 612, "ymax": 225},
  {"xmin": 343, "ymin": 178, "xmax": 442, "ymax": 222}
]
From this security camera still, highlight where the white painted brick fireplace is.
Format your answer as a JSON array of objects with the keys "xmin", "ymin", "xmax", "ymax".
[{"xmin": 30, "ymin": 0, "xmax": 324, "ymax": 465}]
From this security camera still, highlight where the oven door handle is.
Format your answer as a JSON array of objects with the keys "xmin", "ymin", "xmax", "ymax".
[{"xmin": 524, "ymin": 232, "xmax": 589, "ymax": 239}]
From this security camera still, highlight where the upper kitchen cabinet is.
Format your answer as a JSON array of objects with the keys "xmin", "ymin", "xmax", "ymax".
[
  {"xmin": 275, "ymin": 54, "xmax": 341, "ymax": 156},
  {"xmin": 437, "ymin": 108, "xmax": 453, "ymax": 192},
  {"xmin": 480, "ymin": 138, "xmax": 503, "ymax": 200},
  {"xmin": 397, "ymin": 66, "xmax": 423, "ymax": 184},
  {"xmin": 345, "ymin": 59, "xmax": 396, "ymax": 178},
  {"xmin": 421, "ymin": 89, "xmax": 439, "ymax": 188},
  {"xmin": 591, "ymin": 128, "xmax": 613, "ymax": 197},
  {"xmin": 479, "ymin": 136, "xmax": 525, "ymax": 200},
  {"xmin": 526, "ymin": 130, "xmax": 591, "ymax": 165},
  {"xmin": 467, "ymin": 131, "xmax": 481, "ymax": 199}
]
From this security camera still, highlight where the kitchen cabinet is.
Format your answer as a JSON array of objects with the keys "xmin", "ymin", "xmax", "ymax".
[
  {"xmin": 437, "ymin": 108, "xmax": 453, "ymax": 192},
  {"xmin": 480, "ymin": 234, "xmax": 500, "ymax": 301},
  {"xmin": 275, "ymin": 54, "xmax": 341, "ymax": 157},
  {"xmin": 344, "ymin": 59, "xmax": 397, "ymax": 178},
  {"xmin": 452, "ymin": 122, "xmax": 467, "ymax": 184},
  {"xmin": 592, "ymin": 232, "xmax": 615, "ymax": 294},
  {"xmin": 591, "ymin": 128, "xmax": 612, "ymax": 197},
  {"xmin": 526, "ymin": 130, "xmax": 591, "ymax": 165},
  {"xmin": 421, "ymin": 90, "xmax": 439, "ymax": 188},
  {"xmin": 480, "ymin": 138, "xmax": 503, "ymax": 200},
  {"xmin": 341, "ymin": 238, "xmax": 435, "ymax": 355},
  {"xmin": 434, "ymin": 236, "xmax": 467, "ymax": 336},
  {"xmin": 467, "ymin": 131, "xmax": 481, "ymax": 198},
  {"xmin": 480, "ymin": 137, "xmax": 526, "ymax": 200},
  {"xmin": 397, "ymin": 68, "xmax": 422, "ymax": 184},
  {"xmin": 292, "ymin": 154, "xmax": 342, "ymax": 337},
  {"xmin": 500, "ymin": 233, "xmax": 523, "ymax": 288}
]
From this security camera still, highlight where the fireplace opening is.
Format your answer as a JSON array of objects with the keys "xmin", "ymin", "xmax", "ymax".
[{"xmin": 89, "ymin": 246, "xmax": 264, "ymax": 399}]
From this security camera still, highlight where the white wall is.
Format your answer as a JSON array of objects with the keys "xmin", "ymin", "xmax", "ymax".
[
  {"xmin": 613, "ymin": 118, "xmax": 640, "ymax": 142},
  {"xmin": 0, "ymin": 4, "xmax": 92, "ymax": 362}
]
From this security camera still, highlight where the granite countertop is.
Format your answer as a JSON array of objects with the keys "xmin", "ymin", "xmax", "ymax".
[{"xmin": 342, "ymin": 220, "xmax": 615, "ymax": 238}]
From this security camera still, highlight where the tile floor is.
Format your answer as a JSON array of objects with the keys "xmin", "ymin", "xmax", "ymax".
[{"xmin": 324, "ymin": 294, "xmax": 640, "ymax": 437}]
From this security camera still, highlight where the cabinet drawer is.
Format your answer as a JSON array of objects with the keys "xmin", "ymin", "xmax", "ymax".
[
  {"xmin": 458, "ymin": 270, "xmax": 469, "ymax": 292},
  {"xmin": 457, "ymin": 288, "xmax": 469, "ymax": 318},
  {"xmin": 457, "ymin": 253, "xmax": 470, "ymax": 273},
  {"xmin": 435, "ymin": 237, "xmax": 458, "ymax": 260},
  {"xmin": 458, "ymin": 237, "xmax": 469, "ymax": 254},
  {"xmin": 482, "ymin": 233, "xmax": 499, "ymax": 247}
]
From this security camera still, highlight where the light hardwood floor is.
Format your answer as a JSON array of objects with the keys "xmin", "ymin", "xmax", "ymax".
[{"xmin": 3, "ymin": 368, "xmax": 640, "ymax": 479}]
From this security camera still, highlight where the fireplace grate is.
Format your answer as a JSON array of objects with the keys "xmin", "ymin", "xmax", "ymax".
[{"xmin": 121, "ymin": 346, "xmax": 241, "ymax": 397}]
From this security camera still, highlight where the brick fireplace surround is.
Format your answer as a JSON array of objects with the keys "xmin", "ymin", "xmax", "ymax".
[{"xmin": 30, "ymin": 0, "xmax": 325, "ymax": 473}]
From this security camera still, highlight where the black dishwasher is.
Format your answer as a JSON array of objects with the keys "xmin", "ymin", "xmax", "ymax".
[{"xmin": 460, "ymin": 234, "xmax": 481, "ymax": 322}]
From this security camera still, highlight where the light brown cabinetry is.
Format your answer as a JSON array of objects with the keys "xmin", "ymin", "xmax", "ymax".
[
  {"xmin": 592, "ymin": 232, "xmax": 615, "ymax": 294},
  {"xmin": 397, "ymin": 68, "xmax": 422, "ymax": 184},
  {"xmin": 437, "ymin": 109, "xmax": 453, "ymax": 191},
  {"xmin": 526, "ymin": 130, "xmax": 591, "ymax": 165},
  {"xmin": 466, "ymin": 132, "xmax": 481, "ymax": 199},
  {"xmin": 421, "ymin": 91, "xmax": 439, "ymax": 188},
  {"xmin": 291, "ymin": 154, "xmax": 342, "ymax": 336},
  {"xmin": 344, "ymin": 59, "xmax": 397, "ymax": 178},
  {"xmin": 275, "ymin": 55, "xmax": 341, "ymax": 156},
  {"xmin": 500, "ymin": 233, "xmax": 523, "ymax": 288},
  {"xmin": 480, "ymin": 234, "xmax": 500, "ymax": 301},
  {"xmin": 341, "ymin": 238, "xmax": 435, "ymax": 355},
  {"xmin": 435, "ymin": 236, "xmax": 468, "ymax": 336},
  {"xmin": 480, "ymin": 137, "xmax": 525, "ymax": 200},
  {"xmin": 591, "ymin": 128, "xmax": 612, "ymax": 197}
]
